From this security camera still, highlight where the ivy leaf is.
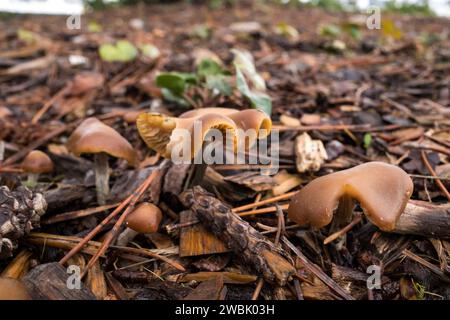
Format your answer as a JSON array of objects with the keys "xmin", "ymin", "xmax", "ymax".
[
  {"xmin": 197, "ymin": 58, "xmax": 223, "ymax": 78},
  {"xmin": 156, "ymin": 73, "xmax": 188, "ymax": 96},
  {"xmin": 161, "ymin": 88, "xmax": 190, "ymax": 107},
  {"xmin": 205, "ymin": 74, "xmax": 232, "ymax": 96},
  {"xmin": 99, "ymin": 40, "xmax": 138, "ymax": 62},
  {"xmin": 232, "ymin": 49, "xmax": 266, "ymax": 91},
  {"xmin": 156, "ymin": 72, "xmax": 197, "ymax": 106},
  {"xmin": 236, "ymin": 68, "xmax": 272, "ymax": 115}
]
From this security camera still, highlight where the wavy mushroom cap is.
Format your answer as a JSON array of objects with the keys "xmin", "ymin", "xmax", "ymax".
[
  {"xmin": 0, "ymin": 278, "xmax": 31, "ymax": 300},
  {"xmin": 66, "ymin": 117, "xmax": 136, "ymax": 165},
  {"xmin": 137, "ymin": 108, "xmax": 272, "ymax": 159},
  {"xmin": 137, "ymin": 112, "xmax": 238, "ymax": 159},
  {"xmin": 126, "ymin": 203, "xmax": 163, "ymax": 234},
  {"xmin": 21, "ymin": 150, "xmax": 54, "ymax": 174},
  {"xmin": 288, "ymin": 162, "xmax": 413, "ymax": 231},
  {"xmin": 179, "ymin": 107, "xmax": 239, "ymax": 118}
]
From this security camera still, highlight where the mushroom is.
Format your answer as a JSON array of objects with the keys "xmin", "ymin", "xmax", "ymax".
[
  {"xmin": 136, "ymin": 107, "xmax": 272, "ymax": 159},
  {"xmin": 66, "ymin": 117, "xmax": 137, "ymax": 205},
  {"xmin": 116, "ymin": 202, "xmax": 162, "ymax": 246},
  {"xmin": 287, "ymin": 162, "xmax": 413, "ymax": 231},
  {"xmin": 21, "ymin": 150, "xmax": 54, "ymax": 187},
  {"xmin": 0, "ymin": 277, "xmax": 31, "ymax": 300}
]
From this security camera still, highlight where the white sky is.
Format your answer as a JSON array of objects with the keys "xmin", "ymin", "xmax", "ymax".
[{"xmin": 0, "ymin": 0, "xmax": 448, "ymax": 16}]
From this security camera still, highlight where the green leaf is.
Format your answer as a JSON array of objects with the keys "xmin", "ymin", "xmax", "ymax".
[
  {"xmin": 275, "ymin": 22, "xmax": 299, "ymax": 39},
  {"xmin": 197, "ymin": 58, "xmax": 223, "ymax": 78},
  {"xmin": 236, "ymin": 68, "xmax": 272, "ymax": 115},
  {"xmin": 205, "ymin": 74, "xmax": 232, "ymax": 96},
  {"xmin": 88, "ymin": 21, "xmax": 102, "ymax": 33},
  {"xmin": 341, "ymin": 23, "xmax": 361, "ymax": 40},
  {"xmin": 99, "ymin": 40, "xmax": 138, "ymax": 62},
  {"xmin": 232, "ymin": 49, "xmax": 266, "ymax": 91},
  {"xmin": 161, "ymin": 88, "xmax": 190, "ymax": 107},
  {"xmin": 156, "ymin": 73, "xmax": 188, "ymax": 96},
  {"xmin": 363, "ymin": 133, "xmax": 372, "ymax": 149},
  {"xmin": 319, "ymin": 24, "xmax": 341, "ymax": 38},
  {"xmin": 140, "ymin": 44, "xmax": 160, "ymax": 59},
  {"xmin": 17, "ymin": 29, "xmax": 36, "ymax": 43},
  {"xmin": 381, "ymin": 19, "xmax": 403, "ymax": 40}
]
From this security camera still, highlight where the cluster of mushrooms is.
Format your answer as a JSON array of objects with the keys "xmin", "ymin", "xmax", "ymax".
[{"xmin": 3, "ymin": 106, "xmax": 416, "ymax": 299}]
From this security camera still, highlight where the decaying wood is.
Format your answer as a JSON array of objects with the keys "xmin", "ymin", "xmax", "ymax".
[
  {"xmin": 1, "ymin": 249, "xmax": 33, "ymax": 279},
  {"xmin": 23, "ymin": 263, "xmax": 96, "ymax": 300},
  {"xmin": 43, "ymin": 184, "xmax": 95, "ymax": 211},
  {"xmin": 179, "ymin": 210, "xmax": 229, "ymax": 257},
  {"xmin": 394, "ymin": 200, "xmax": 450, "ymax": 239},
  {"xmin": 86, "ymin": 260, "xmax": 108, "ymax": 300},
  {"xmin": 176, "ymin": 271, "xmax": 257, "ymax": 284},
  {"xmin": 179, "ymin": 186, "xmax": 296, "ymax": 286}
]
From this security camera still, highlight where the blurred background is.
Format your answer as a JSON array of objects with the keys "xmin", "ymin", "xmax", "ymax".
[{"xmin": 0, "ymin": 0, "xmax": 448, "ymax": 16}]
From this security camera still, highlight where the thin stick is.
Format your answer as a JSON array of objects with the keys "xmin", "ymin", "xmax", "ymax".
[
  {"xmin": 58, "ymin": 165, "xmax": 154, "ymax": 265},
  {"xmin": 282, "ymin": 236, "xmax": 354, "ymax": 300},
  {"xmin": 42, "ymin": 203, "xmax": 120, "ymax": 225},
  {"xmin": 251, "ymin": 278, "xmax": 264, "ymax": 300},
  {"xmin": 238, "ymin": 204, "xmax": 289, "ymax": 217},
  {"xmin": 3, "ymin": 123, "xmax": 73, "ymax": 166},
  {"xmin": 31, "ymin": 86, "xmax": 68, "ymax": 123},
  {"xmin": 403, "ymin": 249, "xmax": 450, "ymax": 283},
  {"xmin": 323, "ymin": 214, "xmax": 362, "ymax": 245},
  {"xmin": 81, "ymin": 162, "xmax": 167, "ymax": 277},
  {"xmin": 233, "ymin": 191, "xmax": 297, "ymax": 213},
  {"xmin": 421, "ymin": 151, "xmax": 450, "ymax": 201}
]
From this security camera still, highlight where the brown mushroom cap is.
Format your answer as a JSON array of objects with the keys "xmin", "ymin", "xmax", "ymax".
[
  {"xmin": 0, "ymin": 277, "xmax": 31, "ymax": 300},
  {"xmin": 136, "ymin": 108, "xmax": 272, "ymax": 159},
  {"xmin": 126, "ymin": 203, "xmax": 162, "ymax": 233},
  {"xmin": 66, "ymin": 117, "xmax": 136, "ymax": 165},
  {"xmin": 287, "ymin": 162, "xmax": 414, "ymax": 231},
  {"xmin": 21, "ymin": 150, "xmax": 54, "ymax": 174}
]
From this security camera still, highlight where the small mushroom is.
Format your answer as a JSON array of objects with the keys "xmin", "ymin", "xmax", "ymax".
[
  {"xmin": 66, "ymin": 117, "xmax": 137, "ymax": 205},
  {"xmin": 0, "ymin": 277, "xmax": 31, "ymax": 300},
  {"xmin": 116, "ymin": 202, "xmax": 162, "ymax": 246},
  {"xmin": 21, "ymin": 150, "xmax": 54, "ymax": 187},
  {"xmin": 136, "ymin": 107, "xmax": 272, "ymax": 159},
  {"xmin": 287, "ymin": 162, "xmax": 413, "ymax": 231}
]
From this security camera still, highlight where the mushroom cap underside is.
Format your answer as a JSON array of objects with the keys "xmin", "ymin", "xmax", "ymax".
[{"xmin": 287, "ymin": 162, "xmax": 413, "ymax": 231}]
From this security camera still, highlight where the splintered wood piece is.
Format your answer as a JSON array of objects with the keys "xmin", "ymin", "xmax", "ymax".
[
  {"xmin": 1, "ymin": 249, "xmax": 33, "ymax": 279},
  {"xmin": 23, "ymin": 263, "xmax": 96, "ymax": 300},
  {"xmin": 180, "ymin": 187, "xmax": 296, "ymax": 286},
  {"xmin": 86, "ymin": 260, "xmax": 108, "ymax": 300},
  {"xmin": 179, "ymin": 210, "xmax": 229, "ymax": 257}
]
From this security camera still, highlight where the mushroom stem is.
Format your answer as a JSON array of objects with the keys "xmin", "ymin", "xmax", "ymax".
[
  {"xmin": 332, "ymin": 194, "xmax": 354, "ymax": 229},
  {"xmin": 94, "ymin": 152, "xmax": 110, "ymax": 205},
  {"xmin": 27, "ymin": 173, "xmax": 39, "ymax": 187},
  {"xmin": 116, "ymin": 228, "xmax": 139, "ymax": 247}
]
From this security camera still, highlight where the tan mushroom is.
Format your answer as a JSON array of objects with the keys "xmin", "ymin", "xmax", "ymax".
[
  {"xmin": 21, "ymin": 150, "xmax": 54, "ymax": 186},
  {"xmin": 0, "ymin": 277, "xmax": 31, "ymax": 300},
  {"xmin": 66, "ymin": 117, "xmax": 136, "ymax": 205},
  {"xmin": 287, "ymin": 162, "xmax": 413, "ymax": 231},
  {"xmin": 116, "ymin": 203, "xmax": 162, "ymax": 246},
  {"xmin": 136, "ymin": 107, "xmax": 272, "ymax": 159}
]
